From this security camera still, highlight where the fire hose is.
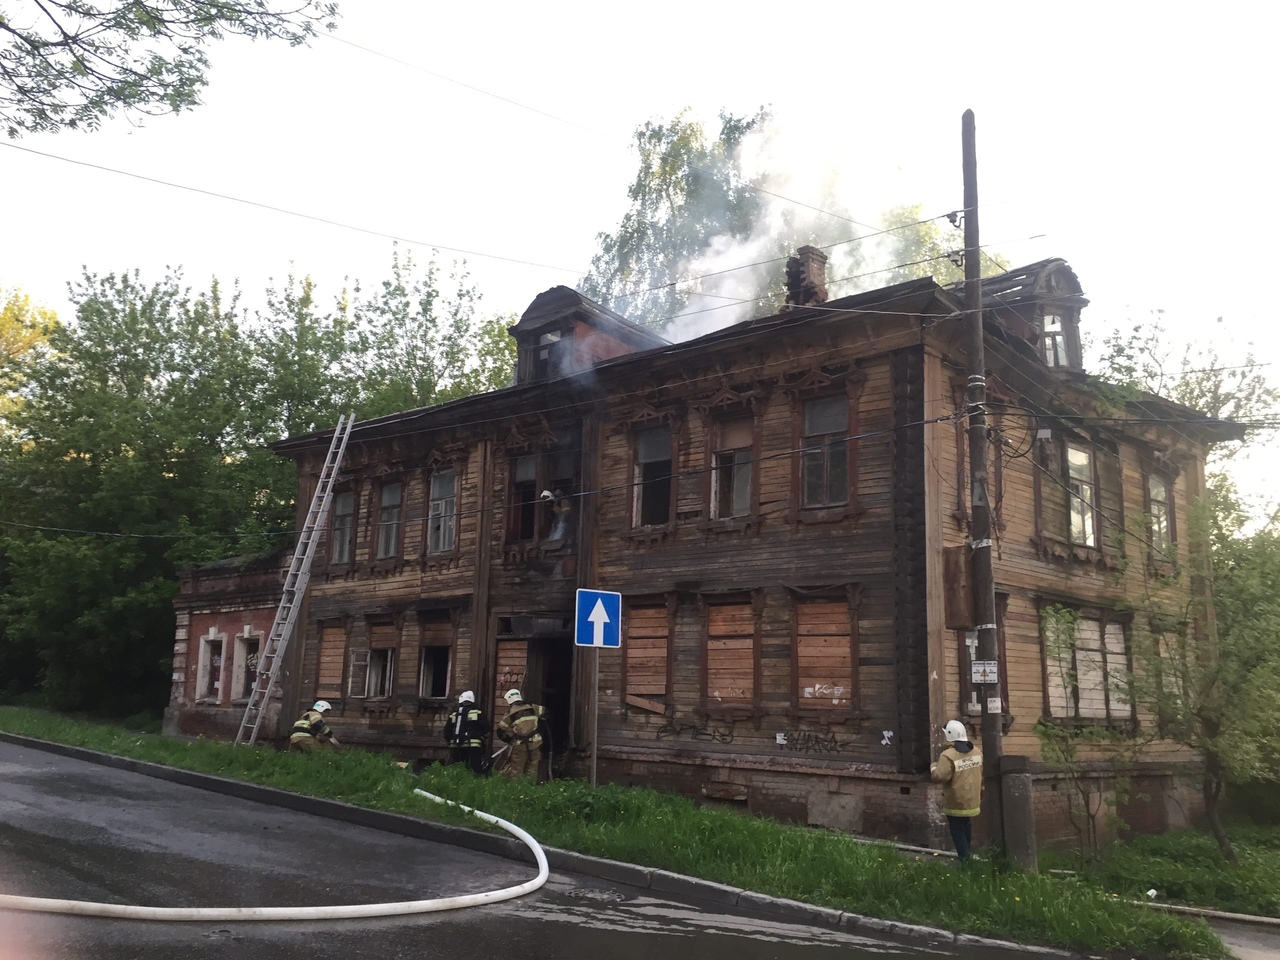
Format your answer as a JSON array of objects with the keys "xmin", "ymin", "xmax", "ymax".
[{"xmin": 0, "ymin": 788, "xmax": 547, "ymax": 921}]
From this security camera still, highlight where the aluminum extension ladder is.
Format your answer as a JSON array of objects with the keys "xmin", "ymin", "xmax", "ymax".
[{"xmin": 235, "ymin": 414, "xmax": 355, "ymax": 746}]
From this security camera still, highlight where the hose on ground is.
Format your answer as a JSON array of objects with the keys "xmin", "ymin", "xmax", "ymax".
[{"xmin": 0, "ymin": 788, "xmax": 547, "ymax": 922}]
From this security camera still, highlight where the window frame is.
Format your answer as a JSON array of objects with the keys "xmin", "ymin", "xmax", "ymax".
[
  {"xmin": 799, "ymin": 394, "xmax": 850, "ymax": 510},
  {"xmin": 1038, "ymin": 602, "xmax": 1135, "ymax": 730},
  {"xmin": 416, "ymin": 607, "xmax": 459, "ymax": 706},
  {"xmin": 1145, "ymin": 469, "xmax": 1177, "ymax": 565},
  {"xmin": 373, "ymin": 477, "xmax": 405, "ymax": 562},
  {"xmin": 425, "ymin": 466, "xmax": 459, "ymax": 557},
  {"xmin": 1065, "ymin": 442, "xmax": 1099, "ymax": 548},
  {"xmin": 786, "ymin": 369, "xmax": 865, "ymax": 525},
  {"xmin": 505, "ymin": 444, "xmax": 579, "ymax": 545},
  {"xmin": 709, "ymin": 415, "xmax": 756, "ymax": 523},
  {"xmin": 328, "ymin": 486, "xmax": 356, "ymax": 568}
]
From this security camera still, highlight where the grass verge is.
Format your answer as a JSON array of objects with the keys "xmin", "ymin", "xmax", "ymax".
[
  {"xmin": 1044, "ymin": 828, "xmax": 1280, "ymax": 919},
  {"xmin": 0, "ymin": 707, "xmax": 1227, "ymax": 959}
]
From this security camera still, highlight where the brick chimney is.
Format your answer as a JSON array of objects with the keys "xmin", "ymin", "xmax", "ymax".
[{"xmin": 784, "ymin": 245, "xmax": 828, "ymax": 309}]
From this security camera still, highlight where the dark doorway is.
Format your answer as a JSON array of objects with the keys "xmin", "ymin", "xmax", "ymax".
[{"xmin": 523, "ymin": 635, "xmax": 574, "ymax": 777}]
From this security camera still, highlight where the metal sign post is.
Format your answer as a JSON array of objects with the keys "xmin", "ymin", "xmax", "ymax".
[{"xmin": 575, "ymin": 588, "xmax": 622, "ymax": 788}]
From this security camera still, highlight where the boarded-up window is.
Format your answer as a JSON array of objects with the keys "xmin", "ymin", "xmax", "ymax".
[
  {"xmin": 495, "ymin": 639, "xmax": 527, "ymax": 705},
  {"xmin": 795, "ymin": 601, "xmax": 853, "ymax": 708},
  {"xmin": 316, "ymin": 624, "xmax": 346, "ymax": 699},
  {"xmin": 625, "ymin": 604, "xmax": 669, "ymax": 702},
  {"xmin": 706, "ymin": 602, "xmax": 754, "ymax": 704},
  {"xmin": 1043, "ymin": 611, "xmax": 1130, "ymax": 723}
]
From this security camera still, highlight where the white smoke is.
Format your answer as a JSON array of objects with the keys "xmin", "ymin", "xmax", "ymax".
[{"xmin": 657, "ymin": 111, "xmax": 955, "ymax": 344}]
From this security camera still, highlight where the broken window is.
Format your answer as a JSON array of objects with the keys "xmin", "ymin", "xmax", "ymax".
[
  {"xmin": 543, "ymin": 450, "xmax": 576, "ymax": 542},
  {"xmin": 375, "ymin": 481, "xmax": 403, "ymax": 559},
  {"xmin": 198, "ymin": 636, "xmax": 223, "ymax": 702},
  {"xmin": 633, "ymin": 425, "xmax": 672, "ymax": 527},
  {"xmin": 801, "ymin": 396, "xmax": 848, "ymax": 508},
  {"xmin": 510, "ymin": 455, "xmax": 538, "ymax": 541},
  {"xmin": 330, "ymin": 490, "xmax": 354, "ymax": 564},
  {"xmin": 427, "ymin": 468, "xmax": 457, "ymax": 554},
  {"xmin": 711, "ymin": 418, "xmax": 752, "ymax": 520},
  {"xmin": 1066, "ymin": 444, "xmax": 1096, "ymax": 547},
  {"xmin": 419, "ymin": 612, "xmax": 453, "ymax": 699},
  {"xmin": 365, "ymin": 648, "xmax": 394, "ymax": 698},
  {"xmin": 532, "ymin": 330, "xmax": 563, "ymax": 381},
  {"xmin": 1043, "ymin": 609, "xmax": 1130, "ymax": 724},
  {"xmin": 232, "ymin": 635, "xmax": 260, "ymax": 700},
  {"xmin": 1042, "ymin": 314, "xmax": 1069, "ymax": 367},
  {"xmin": 1148, "ymin": 473, "xmax": 1172, "ymax": 556}
]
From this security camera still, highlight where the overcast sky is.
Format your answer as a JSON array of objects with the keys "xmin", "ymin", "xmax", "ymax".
[{"xmin": 3, "ymin": 1, "xmax": 1276, "ymax": 515}]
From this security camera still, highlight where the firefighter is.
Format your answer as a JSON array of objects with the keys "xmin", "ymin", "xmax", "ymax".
[
  {"xmin": 496, "ymin": 688, "xmax": 545, "ymax": 780},
  {"xmin": 289, "ymin": 700, "xmax": 341, "ymax": 752},
  {"xmin": 931, "ymin": 719, "xmax": 983, "ymax": 861},
  {"xmin": 443, "ymin": 690, "xmax": 488, "ymax": 775}
]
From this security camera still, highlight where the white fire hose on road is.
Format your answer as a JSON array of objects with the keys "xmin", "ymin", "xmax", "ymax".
[{"xmin": 0, "ymin": 788, "xmax": 547, "ymax": 922}]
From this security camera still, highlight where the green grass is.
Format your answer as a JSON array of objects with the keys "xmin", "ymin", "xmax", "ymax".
[
  {"xmin": 0, "ymin": 707, "xmax": 1227, "ymax": 960},
  {"xmin": 1044, "ymin": 827, "xmax": 1280, "ymax": 919}
]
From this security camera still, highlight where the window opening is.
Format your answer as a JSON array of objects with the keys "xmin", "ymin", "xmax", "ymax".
[
  {"xmin": 712, "ymin": 418, "xmax": 752, "ymax": 519},
  {"xmin": 1042, "ymin": 314, "xmax": 1069, "ymax": 367},
  {"xmin": 634, "ymin": 425, "xmax": 672, "ymax": 527},
  {"xmin": 365, "ymin": 648, "xmax": 394, "ymax": 698},
  {"xmin": 419, "ymin": 646, "xmax": 450, "ymax": 699}
]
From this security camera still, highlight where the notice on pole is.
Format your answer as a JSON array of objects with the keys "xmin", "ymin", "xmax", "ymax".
[{"xmin": 971, "ymin": 660, "xmax": 999, "ymax": 684}]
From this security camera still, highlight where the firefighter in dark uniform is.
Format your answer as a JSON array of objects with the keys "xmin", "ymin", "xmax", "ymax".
[
  {"xmin": 443, "ymin": 690, "xmax": 488, "ymax": 775},
  {"xmin": 496, "ymin": 688, "xmax": 545, "ymax": 780},
  {"xmin": 289, "ymin": 700, "xmax": 340, "ymax": 752}
]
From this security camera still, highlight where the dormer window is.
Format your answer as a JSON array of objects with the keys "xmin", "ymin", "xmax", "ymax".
[{"xmin": 1042, "ymin": 314, "xmax": 1068, "ymax": 367}]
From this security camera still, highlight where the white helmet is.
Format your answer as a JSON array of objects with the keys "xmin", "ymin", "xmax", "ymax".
[
  {"xmin": 313, "ymin": 700, "xmax": 333, "ymax": 713},
  {"xmin": 504, "ymin": 689, "xmax": 522, "ymax": 705},
  {"xmin": 943, "ymin": 720, "xmax": 968, "ymax": 743},
  {"xmin": 458, "ymin": 690, "xmax": 475, "ymax": 704}
]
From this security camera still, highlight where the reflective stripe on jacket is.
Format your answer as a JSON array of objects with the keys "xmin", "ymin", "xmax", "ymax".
[
  {"xmin": 497, "ymin": 702, "xmax": 544, "ymax": 747},
  {"xmin": 290, "ymin": 709, "xmax": 330, "ymax": 741},
  {"xmin": 444, "ymin": 705, "xmax": 486, "ymax": 748},
  {"xmin": 931, "ymin": 743, "xmax": 983, "ymax": 816}
]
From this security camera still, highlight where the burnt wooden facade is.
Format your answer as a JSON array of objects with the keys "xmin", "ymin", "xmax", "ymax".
[{"xmin": 166, "ymin": 258, "xmax": 1240, "ymax": 846}]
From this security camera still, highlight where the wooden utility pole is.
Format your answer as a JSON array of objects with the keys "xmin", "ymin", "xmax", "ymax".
[{"xmin": 962, "ymin": 109, "xmax": 1005, "ymax": 850}]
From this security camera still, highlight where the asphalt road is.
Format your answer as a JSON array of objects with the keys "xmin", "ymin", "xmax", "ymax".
[{"xmin": 0, "ymin": 742, "xmax": 1037, "ymax": 960}]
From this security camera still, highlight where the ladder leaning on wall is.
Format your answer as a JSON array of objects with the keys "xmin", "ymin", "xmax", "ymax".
[{"xmin": 235, "ymin": 414, "xmax": 356, "ymax": 746}]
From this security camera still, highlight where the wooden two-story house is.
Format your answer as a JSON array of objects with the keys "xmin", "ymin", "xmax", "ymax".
[{"xmin": 164, "ymin": 251, "xmax": 1240, "ymax": 847}]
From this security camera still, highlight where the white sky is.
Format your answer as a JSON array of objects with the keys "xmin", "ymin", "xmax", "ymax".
[{"xmin": 2, "ymin": 1, "xmax": 1277, "ymax": 516}]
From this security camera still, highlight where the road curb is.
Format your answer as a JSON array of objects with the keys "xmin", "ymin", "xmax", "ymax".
[{"xmin": 1, "ymin": 730, "xmax": 1077, "ymax": 955}]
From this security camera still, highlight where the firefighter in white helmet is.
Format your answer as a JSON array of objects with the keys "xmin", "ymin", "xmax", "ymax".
[
  {"xmin": 931, "ymin": 719, "xmax": 982, "ymax": 861},
  {"xmin": 442, "ymin": 690, "xmax": 488, "ymax": 775},
  {"xmin": 495, "ymin": 688, "xmax": 545, "ymax": 780},
  {"xmin": 289, "ymin": 700, "xmax": 341, "ymax": 752}
]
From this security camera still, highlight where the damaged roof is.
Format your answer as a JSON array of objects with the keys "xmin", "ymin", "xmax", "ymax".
[{"xmin": 508, "ymin": 285, "xmax": 669, "ymax": 350}]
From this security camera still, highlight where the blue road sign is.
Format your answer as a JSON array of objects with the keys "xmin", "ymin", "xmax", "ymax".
[{"xmin": 575, "ymin": 588, "xmax": 622, "ymax": 648}]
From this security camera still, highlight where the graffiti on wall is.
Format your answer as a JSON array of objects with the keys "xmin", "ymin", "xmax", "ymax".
[{"xmin": 655, "ymin": 719, "xmax": 735, "ymax": 744}]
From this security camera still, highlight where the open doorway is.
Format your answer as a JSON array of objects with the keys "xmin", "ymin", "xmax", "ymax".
[{"xmin": 493, "ymin": 615, "xmax": 574, "ymax": 778}]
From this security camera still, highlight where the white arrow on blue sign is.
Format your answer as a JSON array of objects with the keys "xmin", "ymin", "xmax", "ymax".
[{"xmin": 575, "ymin": 588, "xmax": 622, "ymax": 648}]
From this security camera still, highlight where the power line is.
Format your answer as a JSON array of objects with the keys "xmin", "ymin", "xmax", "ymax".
[{"xmin": 0, "ymin": 141, "xmax": 585, "ymax": 276}]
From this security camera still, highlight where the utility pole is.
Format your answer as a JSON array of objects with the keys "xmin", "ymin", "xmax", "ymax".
[{"xmin": 962, "ymin": 109, "xmax": 1005, "ymax": 851}]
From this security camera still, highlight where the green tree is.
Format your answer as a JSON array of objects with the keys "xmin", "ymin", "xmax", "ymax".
[
  {"xmin": 1096, "ymin": 320, "xmax": 1280, "ymax": 861},
  {"xmin": 352, "ymin": 247, "xmax": 513, "ymax": 417},
  {"xmin": 0, "ymin": 1, "xmax": 338, "ymax": 137},
  {"xmin": 0, "ymin": 286, "xmax": 58, "ymax": 432}
]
